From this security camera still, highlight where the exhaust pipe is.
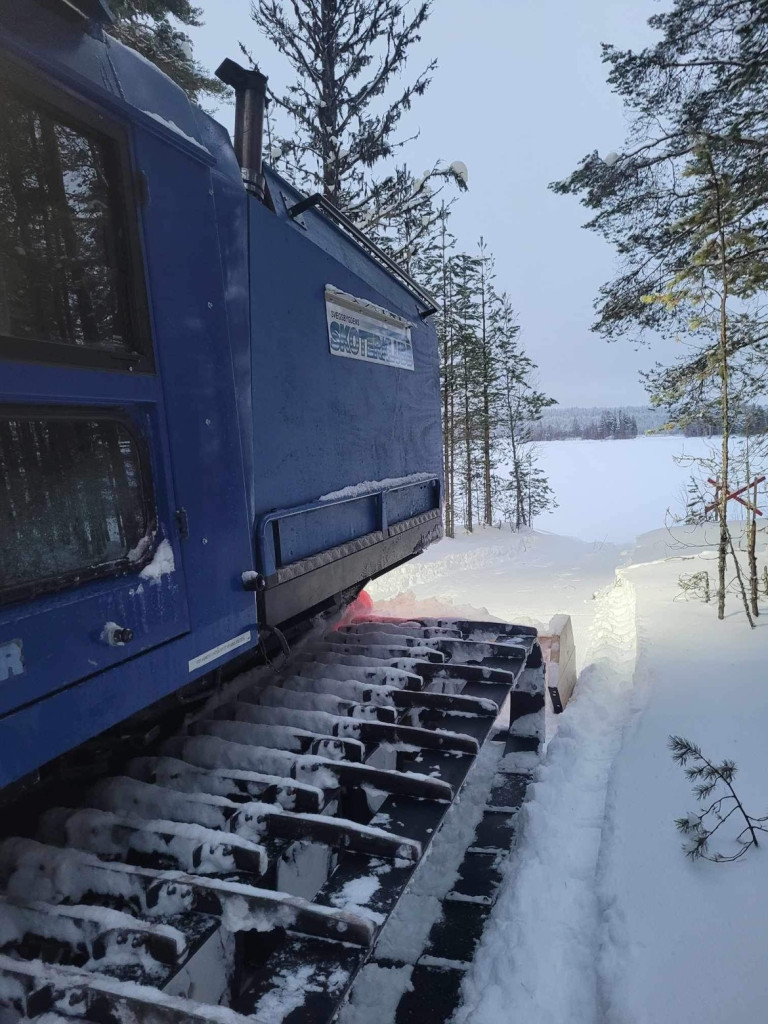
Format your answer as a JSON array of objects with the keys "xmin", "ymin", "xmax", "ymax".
[{"xmin": 215, "ymin": 58, "xmax": 268, "ymax": 200}]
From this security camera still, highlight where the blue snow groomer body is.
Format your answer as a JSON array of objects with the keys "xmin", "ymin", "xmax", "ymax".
[{"xmin": 0, "ymin": 0, "xmax": 442, "ymax": 791}]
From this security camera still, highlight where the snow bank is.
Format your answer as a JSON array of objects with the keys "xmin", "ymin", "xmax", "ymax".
[{"xmin": 457, "ymin": 572, "xmax": 637, "ymax": 1023}]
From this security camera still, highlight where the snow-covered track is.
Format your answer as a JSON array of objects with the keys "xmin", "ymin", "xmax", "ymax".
[{"xmin": 0, "ymin": 617, "xmax": 543, "ymax": 1023}]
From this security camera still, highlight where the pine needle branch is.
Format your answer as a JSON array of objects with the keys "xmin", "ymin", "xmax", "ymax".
[{"xmin": 669, "ymin": 734, "xmax": 765, "ymax": 862}]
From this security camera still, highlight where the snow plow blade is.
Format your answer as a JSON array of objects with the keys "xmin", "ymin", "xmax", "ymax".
[{"xmin": 0, "ymin": 617, "xmax": 545, "ymax": 1023}]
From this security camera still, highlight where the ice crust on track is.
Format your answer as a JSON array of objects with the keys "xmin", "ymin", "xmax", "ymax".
[{"xmin": 456, "ymin": 573, "xmax": 638, "ymax": 1024}]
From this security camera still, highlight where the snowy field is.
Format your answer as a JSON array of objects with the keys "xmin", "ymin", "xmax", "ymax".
[{"xmin": 367, "ymin": 437, "xmax": 768, "ymax": 1024}]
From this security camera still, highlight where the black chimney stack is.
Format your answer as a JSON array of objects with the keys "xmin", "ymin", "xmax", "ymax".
[{"xmin": 216, "ymin": 58, "xmax": 268, "ymax": 200}]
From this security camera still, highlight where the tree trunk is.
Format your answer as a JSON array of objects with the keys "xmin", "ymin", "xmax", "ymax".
[
  {"xmin": 706, "ymin": 149, "xmax": 730, "ymax": 621},
  {"xmin": 504, "ymin": 376, "xmax": 524, "ymax": 532},
  {"xmin": 440, "ymin": 216, "xmax": 454, "ymax": 538},
  {"xmin": 464, "ymin": 376, "xmax": 472, "ymax": 532},
  {"xmin": 479, "ymin": 249, "xmax": 492, "ymax": 525},
  {"xmin": 749, "ymin": 475, "xmax": 759, "ymax": 618},
  {"xmin": 320, "ymin": 0, "xmax": 339, "ymax": 205},
  {"xmin": 749, "ymin": 515, "xmax": 759, "ymax": 617}
]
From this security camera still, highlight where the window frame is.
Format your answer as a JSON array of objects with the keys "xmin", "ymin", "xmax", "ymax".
[
  {"xmin": 0, "ymin": 403, "xmax": 159, "ymax": 607},
  {"xmin": 0, "ymin": 62, "xmax": 155, "ymax": 374}
]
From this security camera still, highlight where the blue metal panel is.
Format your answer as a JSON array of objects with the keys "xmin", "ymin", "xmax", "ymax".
[
  {"xmin": 192, "ymin": 107, "xmax": 256, "ymax": 526},
  {"xmin": 248, "ymin": 196, "xmax": 443, "ymax": 520},
  {"xmin": 130, "ymin": 125, "xmax": 256, "ymax": 634},
  {"xmin": 0, "ymin": 616, "xmax": 255, "ymax": 788},
  {"xmin": 272, "ymin": 497, "xmax": 380, "ymax": 568},
  {"xmin": 265, "ymin": 169, "xmax": 428, "ymax": 322},
  {"xmin": 387, "ymin": 480, "xmax": 438, "ymax": 526},
  {"xmin": 255, "ymin": 478, "xmax": 441, "ymax": 578}
]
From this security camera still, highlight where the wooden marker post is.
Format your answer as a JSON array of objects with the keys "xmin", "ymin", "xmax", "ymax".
[{"xmin": 706, "ymin": 474, "xmax": 764, "ymax": 618}]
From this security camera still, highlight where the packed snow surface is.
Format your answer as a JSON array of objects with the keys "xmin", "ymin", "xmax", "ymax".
[{"xmin": 457, "ymin": 571, "xmax": 638, "ymax": 1023}]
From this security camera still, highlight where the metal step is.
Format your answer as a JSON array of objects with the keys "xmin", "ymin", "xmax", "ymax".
[{"xmin": 0, "ymin": 614, "xmax": 545, "ymax": 1023}]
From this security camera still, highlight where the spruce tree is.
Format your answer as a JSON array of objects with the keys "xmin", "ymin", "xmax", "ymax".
[
  {"xmin": 372, "ymin": 166, "xmax": 460, "ymax": 270},
  {"xmin": 247, "ymin": 0, "xmax": 466, "ymax": 235},
  {"xmin": 494, "ymin": 294, "xmax": 556, "ymax": 530},
  {"xmin": 413, "ymin": 203, "xmax": 458, "ymax": 536},
  {"xmin": 108, "ymin": 1, "xmax": 226, "ymax": 101}
]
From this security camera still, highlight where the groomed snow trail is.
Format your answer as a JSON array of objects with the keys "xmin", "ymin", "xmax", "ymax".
[{"xmin": 456, "ymin": 572, "xmax": 638, "ymax": 1024}]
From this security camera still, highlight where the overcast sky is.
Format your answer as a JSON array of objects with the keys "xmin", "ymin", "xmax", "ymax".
[{"xmin": 189, "ymin": 0, "xmax": 663, "ymax": 407}]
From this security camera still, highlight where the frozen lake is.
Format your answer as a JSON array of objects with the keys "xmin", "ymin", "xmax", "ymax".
[{"xmin": 530, "ymin": 435, "xmax": 724, "ymax": 543}]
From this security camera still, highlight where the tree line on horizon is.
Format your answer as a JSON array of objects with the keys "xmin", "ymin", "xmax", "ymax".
[{"xmin": 531, "ymin": 403, "xmax": 768, "ymax": 440}]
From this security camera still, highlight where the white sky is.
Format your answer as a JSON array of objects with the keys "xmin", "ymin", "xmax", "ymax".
[{"xmin": 189, "ymin": 0, "xmax": 664, "ymax": 406}]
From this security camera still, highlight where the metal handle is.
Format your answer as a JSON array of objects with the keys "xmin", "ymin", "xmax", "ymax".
[{"xmin": 102, "ymin": 623, "xmax": 134, "ymax": 647}]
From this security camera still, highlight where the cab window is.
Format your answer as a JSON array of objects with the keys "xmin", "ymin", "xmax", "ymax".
[
  {"xmin": 0, "ymin": 409, "xmax": 155, "ymax": 603},
  {"xmin": 0, "ymin": 76, "xmax": 150, "ymax": 370}
]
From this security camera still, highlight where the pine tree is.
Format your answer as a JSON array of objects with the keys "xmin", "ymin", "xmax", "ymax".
[
  {"xmin": 415, "ymin": 230, "xmax": 555, "ymax": 536},
  {"xmin": 247, "ymin": 0, "xmax": 466, "ymax": 237},
  {"xmin": 372, "ymin": 165, "xmax": 462, "ymax": 271},
  {"xmin": 552, "ymin": 1, "xmax": 768, "ymax": 623},
  {"xmin": 451, "ymin": 252, "xmax": 483, "ymax": 532},
  {"xmin": 108, "ymin": 1, "xmax": 226, "ymax": 101},
  {"xmin": 494, "ymin": 295, "xmax": 556, "ymax": 530},
  {"xmin": 524, "ymin": 458, "xmax": 558, "ymax": 522},
  {"xmin": 477, "ymin": 239, "xmax": 498, "ymax": 526},
  {"xmin": 415, "ymin": 203, "xmax": 458, "ymax": 536},
  {"xmin": 670, "ymin": 735, "xmax": 768, "ymax": 861}
]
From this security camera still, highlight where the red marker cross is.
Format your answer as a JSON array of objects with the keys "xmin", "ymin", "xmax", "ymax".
[{"xmin": 705, "ymin": 476, "xmax": 765, "ymax": 516}]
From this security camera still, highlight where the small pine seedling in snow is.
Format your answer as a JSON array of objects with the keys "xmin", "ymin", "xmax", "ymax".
[
  {"xmin": 669, "ymin": 736, "xmax": 768, "ymax": 862},
  {"xmin": 676, "ymin": 570, "xmax": 710, "ymax": 603}
]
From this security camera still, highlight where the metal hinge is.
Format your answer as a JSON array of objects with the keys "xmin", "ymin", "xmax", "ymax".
[{"xmin": 175, "ymin": 507, "xmax": 189, "ymax": 540}]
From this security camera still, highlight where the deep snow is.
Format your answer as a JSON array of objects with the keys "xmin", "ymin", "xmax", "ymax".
[
  {"xmin": 366, "ymin": 437, "xmax": 768, "ymax": 1024},
  {"xmin": 598, "ymin": 529, "xmax": 768, "ymax": 1024}
]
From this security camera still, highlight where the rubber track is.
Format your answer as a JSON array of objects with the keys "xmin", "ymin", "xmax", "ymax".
[{"xmin": 0, "ymin": 616, "xmax": 542, "ymax": 1023}]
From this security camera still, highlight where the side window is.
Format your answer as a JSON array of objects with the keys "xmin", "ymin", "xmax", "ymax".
[
  {"xmin": 0, "ymin": 76, "xmax": 151, "ymax": 370},
  {"xmin": 0, "ymin": 408, "xmax": 156, "ymax": 604}
]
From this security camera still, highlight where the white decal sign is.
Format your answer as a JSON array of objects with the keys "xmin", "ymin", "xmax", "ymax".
[
  {"xmin": 188, "ymin": 631, "xmax": 252, "ymax": 672},
  {"xmin": 325, "ymin": 287, "xmax": 414, "ymax": 371}
]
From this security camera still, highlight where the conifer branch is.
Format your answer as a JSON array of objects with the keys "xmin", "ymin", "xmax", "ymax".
[{"xmin": 670, "ymin": 735, "xmax": 767, "ymax": 861}]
